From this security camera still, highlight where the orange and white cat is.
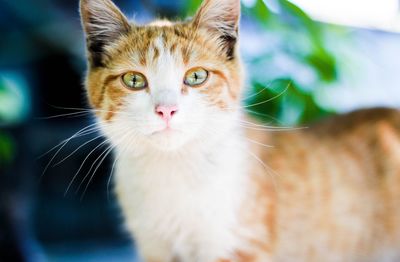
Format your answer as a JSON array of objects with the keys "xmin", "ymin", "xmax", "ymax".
[{"xmin": 79, "ymin": 0, "xmax": 400, "ymax": 261}]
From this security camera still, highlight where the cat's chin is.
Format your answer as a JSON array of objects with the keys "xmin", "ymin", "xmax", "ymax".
[{"xmin": 147, "ymin": 129, "xmax": 190, "ymax": 151}]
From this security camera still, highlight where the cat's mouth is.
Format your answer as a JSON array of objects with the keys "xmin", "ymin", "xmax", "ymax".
[
  {"xmin": 150, "ymin": 126, "xmax": 180, "ymax": 135},
  {"xmin": 147, "ymin": 128, "xmax": 188, "ymax": 150}
]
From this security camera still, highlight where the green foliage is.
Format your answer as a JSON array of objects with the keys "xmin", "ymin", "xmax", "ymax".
[
  {"xmin": 185, "ymin": 0, "xmax": 204, "ymax": 16},
  {"xmin": 247, "ymin": 0, "xmax": 272, "ymax": 22},
  {"xmin": 304, "ymin": 49, "xmax": 337, "ymax": 82},
  {"xmin": 185, "ymin": 0, "xmax": 340, "ymax": 125},
  {"xmin": 0, "ymin": 132, "xmax": 15, "ymax": 167}
]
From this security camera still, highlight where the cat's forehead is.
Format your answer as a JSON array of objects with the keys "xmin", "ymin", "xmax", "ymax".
[
  {"xmin": 132, "ymin": 23, "xmax": 192, "ymax": 52},
  {"xmin": 148, "ymin": 19, "xmax": 174, "ymax": 27},
  {"xmin": 107, "ymin": 22, "xmax": 217, "ymax": 70}
]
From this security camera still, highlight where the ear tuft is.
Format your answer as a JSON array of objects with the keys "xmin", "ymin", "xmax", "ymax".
[
  {"xmin": 192, "ymin": 0, "xmax": 240, "ymax": 60},
  {"xmin": 80, "ymin": 0, "xmax": 131, "ymax": 67}
]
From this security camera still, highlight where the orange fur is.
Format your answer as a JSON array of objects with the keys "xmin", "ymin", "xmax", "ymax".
[{"xmin": 238, "ymin": 108, "xmax": 400, "ymax": 261}]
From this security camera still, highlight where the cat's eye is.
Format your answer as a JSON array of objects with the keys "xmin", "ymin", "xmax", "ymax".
[
  {"xmin": 122, "ymin": 72, "xmax": 148, "ymax": 90},
  {"xmin": 184, "ymin": 68, "xmax": 208, "ymax": 87}
]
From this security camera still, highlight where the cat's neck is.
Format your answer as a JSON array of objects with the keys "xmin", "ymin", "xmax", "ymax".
[{"xmin": 114, "ymin": 119, "xmax": 251, "ymax": 261}]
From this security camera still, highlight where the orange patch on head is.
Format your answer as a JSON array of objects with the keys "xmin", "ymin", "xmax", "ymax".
[
  {"xmin": 152, "ymin": 47, "xmax": 160, "ymax": 62},
  {"xmin": 139, "ymin": 52, "xmax": 147, "ymax": 66},
  {"xmin": 170, "ymin": 43, "xmax": 177, "ymax": 54},
  {"xmin": 181, "ymin": 46, "xmax": 190, "ymax": 65}
]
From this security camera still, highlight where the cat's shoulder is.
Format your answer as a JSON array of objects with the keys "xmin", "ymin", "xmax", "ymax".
[
  {"xmin": 312, "ymin": 107, "xmax": 400, "ymax": 134},
  {"xmin": 308, "ymin": 108, "xmax": 400, "ymax": 155}
]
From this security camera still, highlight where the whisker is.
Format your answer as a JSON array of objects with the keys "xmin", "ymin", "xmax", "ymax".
[
  {"xmin": 47, "ymin": 105, "xmax": 147, "ymax": 119},
  {"xmin": 246, "ymin": 138, "xmax": 274, "ymax": 148},
  {"xmin": 52, "ymin": 134, "xmax": 104, "ymax": 167},
  {"xmin": 239, "ymin": 81, "xmax": 291, "ymax": 109},
  {"xmin": 107, "ymin": 149, "xmax": 120, "ymax": 201},
  {"xmin": 212, "ymin": 81, "xmax": 291, "ymax": 112},
  {"xmin": 37, "ymin": 123, "xmax": 99, "ymax": 160},
  {"xmin": 244, "ymin": 109, "xmax": 284, "ymax": 125},
  {"xmin": 239, "ymin": 125, "xmax": 306, "ymax": 132},
  {"xmin": 64, "ymin": 138, "xmax": 111, "ymax": 196},
  {"xmin": 40, "ymin": 123, "xmax": 101, "ymax": 179},
  {"xmin": 79, "ymin": 131, "xmax": 132, "ymax": 199},
  {"xmin": 36, "ymin": 111, "xmax": 91, "ymax": 120},
  {"xmin": 48, "ymin": 105, "xmax": 94, "ymax": 112},
  {"xmin": 239, "ymin": 119, "xmax": 299, "ymax": 130},
  {"xmin": 80, "ymin": 145, "xmax": 115, "ymax": 200},
  {"xmin": 246, "ymin": 150, "xmax": 279, "ymax": 193},
  {"xmin": 107, "ymin": 135, "xmax": 135, "ymax": 201},
  {"xmin": 241, "ymin": 81, "xmax": 273, "ymax": 102}
]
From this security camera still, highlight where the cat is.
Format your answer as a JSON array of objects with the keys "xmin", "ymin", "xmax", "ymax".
[{"xmin": 79, "ymin": 0, "xmax": 400, "ymax": 261}]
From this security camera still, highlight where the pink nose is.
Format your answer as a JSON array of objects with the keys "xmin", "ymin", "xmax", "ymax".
[{"xmin": 155, "ymin": 105, "xmax": 178, "ymax": 122}]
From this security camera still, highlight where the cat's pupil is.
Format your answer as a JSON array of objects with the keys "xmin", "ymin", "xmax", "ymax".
[{"xmin": 194, "ymin": 73, "xmax": 198, "ymax": 80}]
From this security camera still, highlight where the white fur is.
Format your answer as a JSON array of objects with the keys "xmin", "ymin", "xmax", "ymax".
[
  {"xmin": 114, "ymin": 126, "xmax": 249, "ymax": 262},
  {"xmin": 97, "ymin": 32, "xmax": 251, "ymax": 261}
]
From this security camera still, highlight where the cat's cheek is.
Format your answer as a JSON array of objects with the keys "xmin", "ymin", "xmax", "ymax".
[{"xmin": 197, "ymin": 76, "xmax": 236, "ymax": 111}]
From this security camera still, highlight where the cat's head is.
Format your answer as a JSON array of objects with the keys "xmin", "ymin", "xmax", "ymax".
[{"xmin": 80, "ymin": 0, "xmax": 243, "ymax": 152}]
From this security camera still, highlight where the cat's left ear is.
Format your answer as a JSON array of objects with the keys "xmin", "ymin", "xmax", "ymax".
[
  {"xmin": 80, "ymin": 0, "xmax": 131, "ymax": 67},
  {"xmin": 192, "ymin": 0, "xmax": 240, "ymax": 60}
]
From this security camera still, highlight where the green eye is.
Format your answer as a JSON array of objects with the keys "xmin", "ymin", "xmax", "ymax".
[
  {"xmin": 122, "ymin": 72, "xmax": 147, "ymax": 90},
  {"xmin": 184, "ymin": 68, "xmax": 208, "ymax": 87}
]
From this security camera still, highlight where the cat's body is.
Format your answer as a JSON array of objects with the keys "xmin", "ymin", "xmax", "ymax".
[
  {"xmin": 244, "ymin": 108, "xmax": 400, "ymax": 262},
  {"xmin": 79, "ymin": 0, "xmax": 400, "ymax": 261}
]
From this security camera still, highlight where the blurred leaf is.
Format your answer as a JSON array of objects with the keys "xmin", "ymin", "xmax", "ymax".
[
  {"xmin": 276, "ymin": 1, "xmax": 338, "ymax": 82},
  {"xmin": 289, "ymin": 83, "xmax": 333, "ymax": 123},
  {"xmin": 278, "ymin": 0, "xmax": 321, "ymax": 44},
  {"xmin": 245, "ymin": 0, "xmax": 272, "ymax": 23},
  {"xmin": 185, "ymin": 0, "xmax": 203, "ymax": 16},
  {"xmin": 0, "ymin": 132, "xmax": 15, "ymax": 167},
  {"xmin": 304, "ymin": 49, "xmax": 337, "ymax": 82}
]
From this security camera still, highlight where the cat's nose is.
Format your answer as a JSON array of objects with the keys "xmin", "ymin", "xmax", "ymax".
[{"xmin": 155, "ymin": 105, "xmax": 178, "ymax": 122}]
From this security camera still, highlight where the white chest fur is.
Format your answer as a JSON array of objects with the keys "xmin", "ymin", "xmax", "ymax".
[{"xmin": 114, "ymin": 134, "xmax": 249, "ymax": 262}]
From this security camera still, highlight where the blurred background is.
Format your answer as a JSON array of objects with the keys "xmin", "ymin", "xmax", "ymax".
[{"xmin": 0, "ymin": 0, "xmax": 399, "ymax": 261}]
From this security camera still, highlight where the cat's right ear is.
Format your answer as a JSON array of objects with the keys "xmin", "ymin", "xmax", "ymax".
[{"xmin": 80, "ymin": 0, "xmax": 131, "ymax": 67}]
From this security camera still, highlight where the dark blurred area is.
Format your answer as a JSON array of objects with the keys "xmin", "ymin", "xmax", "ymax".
[{"xmin": 1, "ymin": 0, "xmax": 399, "ymax": 261}]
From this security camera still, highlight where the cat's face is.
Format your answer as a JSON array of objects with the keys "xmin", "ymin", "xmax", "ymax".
[{"xmin": 81, "ymin": 0, "xmax": 243, "ymax": 151}]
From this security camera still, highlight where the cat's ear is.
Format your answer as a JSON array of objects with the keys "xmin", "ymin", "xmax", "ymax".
[
  {"xmin": 80, "ymin": 0, "xmax": 131, "ymax": 67},
  {"xmin": 192, "ymin": 0, "xmax": 240, "ymax": 60}
]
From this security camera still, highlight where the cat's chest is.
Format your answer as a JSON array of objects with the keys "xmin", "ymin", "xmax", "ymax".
[{"xmin": 114, "ymin": 150, "xmax": 248, "ymax": 261}]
